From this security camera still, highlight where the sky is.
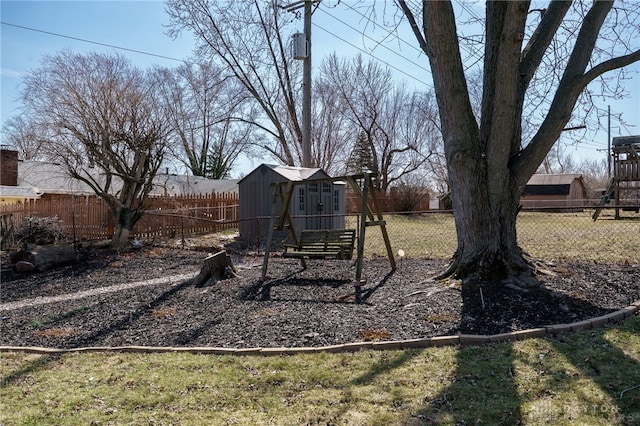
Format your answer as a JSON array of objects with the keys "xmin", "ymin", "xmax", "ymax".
[{"xmin": 1, "ymin": 0, "xmax": 639, "ymax": 178}]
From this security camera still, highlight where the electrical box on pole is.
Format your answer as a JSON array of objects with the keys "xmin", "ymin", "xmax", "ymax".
[
  {"xmin": 284, "ymin": 0, "xmax": 313, "ymax": 167},
  {"xmin": 292, "ymin": 32, "xmax": 308, "ymax": 59}
]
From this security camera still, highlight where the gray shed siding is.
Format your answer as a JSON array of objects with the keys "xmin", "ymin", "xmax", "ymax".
[{"xmin": 238, "ymin": 164, "xmax": 346, "ymax": 240}]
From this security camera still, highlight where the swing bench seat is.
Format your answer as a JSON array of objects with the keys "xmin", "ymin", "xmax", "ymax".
[{"xmin": 283, "ymin": 229, "xmax": 356, "ymax": 260}]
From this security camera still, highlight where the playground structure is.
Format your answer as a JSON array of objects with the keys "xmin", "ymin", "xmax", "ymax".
[
  {"xmin": 260, "ymin": 172, "xmax": 396, "ymax": 302},
  {"xmin": 593, "ymin": 135, "xmax": 640, "ymax": 221}
]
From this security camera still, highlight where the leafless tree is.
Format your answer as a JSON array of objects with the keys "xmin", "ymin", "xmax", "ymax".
[
  {"xmin": 537, "ymin": 146, "xmax": 580, "ymax": 175},
  {"xmin": 398, "ymin": 0, "xmax": 640, "ymax": 284},
  {"xmin": 392, "ymin": 174, "xmax": 431, "ymax": 212},
  {"xmin": 166, "ymin": 0, "xmax": 311, "ymax": 167},
  {"xmin": 1, "ymin": 115, "xmax": 47, "ymax": 160},
  {"xmin": 155, "ymin": 62, "xmax": 255, "ymax": 178},
  {"xmin": 578, "ymin": 157, "xmax": 611, "ymax": 198},
  {"xmin": 311, "ymin": 77, "xmax": 356, "ymax": 175},
  {"xmin": 20, "ymin": 51, "xmax": 170, "ymax": 250},
  {"xmin": 319, "ymin": 53, "xmax": 439, "ymax": 191}
]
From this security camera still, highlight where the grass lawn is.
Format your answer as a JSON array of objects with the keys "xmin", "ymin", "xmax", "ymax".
[
  {"xmin": 2, "ymin": 317, "xmax": 639, "ymax": 425},
  {"xmin": 353, "ymin": 211, "xmax": 640, "ymax": 263}
]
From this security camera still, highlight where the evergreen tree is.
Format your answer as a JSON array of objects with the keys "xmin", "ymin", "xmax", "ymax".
[{"xmin": 346, "ymin": 131, "xmax": 377, "ymax": 175}]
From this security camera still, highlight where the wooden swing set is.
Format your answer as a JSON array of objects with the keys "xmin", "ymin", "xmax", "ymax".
[
  {"xmin": 593, "ymin": 136, "xmax": 640, "ymax": 221},
  {"xmin": 260, "ymin": 172, "xmax": 396, "ymax": 302}
]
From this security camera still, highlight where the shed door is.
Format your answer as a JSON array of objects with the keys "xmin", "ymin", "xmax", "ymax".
[{"xmin": 306, "ymin": 183, "xmax": 332, "ymax": 229}]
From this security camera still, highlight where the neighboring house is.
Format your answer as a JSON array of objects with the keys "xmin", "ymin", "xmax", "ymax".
[
  {"xmin": 151, "ymin": 172, "xmax": 238, "ymax": 196},
  {"xmin": 238, "ymin": 164, "xmax": 346, "ymax": 240},
  {"xmin": 520, "ymin": 173, "xmax": 586, "ymax": 209},
  {"xmin": 16, "ymin": 159, "xmax": 97, "ymax": 198},
  {"xmin": 0, "ymin": 148, "xmax": 238, "ymax": 204},
  {"xmin": 0, "ymin": 185, "xmax": 41, "ymax": 204},
  {"xmin": 429, "ymin": 192, "xmax": 452, "ymax": 211},
  {"xmin": 0, "ymin": 149, "xmax": 44, "ymax": 204}
]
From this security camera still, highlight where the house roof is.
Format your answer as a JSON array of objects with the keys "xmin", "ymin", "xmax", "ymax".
[
  {"xmin": 150, "ymin": 174, "xmax": 238, "ymax": 196},
  {"xmin": 18, "ymin": 160, "xmax": 96, "ymax": 195},
  {"xmin": 14, "ymin": 160, "xmax": 238, "ymax": 197},
  {"xmin": 526, "ymin": 174, "xmax": 583, "ymax": 186},
  {"xmin": 0, "ymin": 185, "xmax": 41, "ymax": 199}
]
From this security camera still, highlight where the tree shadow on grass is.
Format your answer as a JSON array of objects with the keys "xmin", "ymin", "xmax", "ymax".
[
  {"xmin": 0, "ymin": 353, "xmax": 63, "ymax": 388},
  {"xmin": 546, "ymin": 319, "xmax": 640, "ymax": 424},
  {"xmin": 415, "ymin": 341, "xmax": 524, "ymax": 424},
  {"xmin": 412, "ymin": 281, "xmax": 640, "ymax": 424}
]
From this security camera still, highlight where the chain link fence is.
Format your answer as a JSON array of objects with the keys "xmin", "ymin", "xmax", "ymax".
[{"xmin": 239, "ymin": 207, "xmax": 640, "ymax": 264}]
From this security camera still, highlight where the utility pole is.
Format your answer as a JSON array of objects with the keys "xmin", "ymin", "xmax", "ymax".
[
  {"xmin": 608, "ymin": 105, "xmax": 611, "ymax": 180},
  {"xmin": 284, "ymin": 0, "xmax": 314, "ymax": 168},
  {"xmin": 302, "ymin": 0, "xmax": 312, "ymax": 168}
]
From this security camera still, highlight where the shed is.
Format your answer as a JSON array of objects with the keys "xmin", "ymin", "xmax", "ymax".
[
  {"xmin": 238, "ymin": 164, "xmax": 346, "ymax": 240},
  {"xmin": 520, "ymin": 174, "xmax": 586, "ymax": 209}
]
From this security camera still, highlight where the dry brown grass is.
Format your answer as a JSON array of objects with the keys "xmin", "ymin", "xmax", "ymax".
[
  {"xmin": 151, "ymin": 308, "xmax": 178, "ymax": 318},
  {"xmin": 425, "ymin": 312, "xmax": 459, "ymax": 324},
  {"xmin": 361, "ymin": 329, "xmax": 392, "ymax": 341}
]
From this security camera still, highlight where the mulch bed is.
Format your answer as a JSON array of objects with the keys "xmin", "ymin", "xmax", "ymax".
[{"xmin": 1, "ymin": 243, "xmax": 640, "ymax": 349}]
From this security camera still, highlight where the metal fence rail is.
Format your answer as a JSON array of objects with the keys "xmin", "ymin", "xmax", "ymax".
[
  {"xmin": 2, "ymin": 197, "xmax": 638, "ymax": 263},
  {"xmin": 244, "ymin": 208, "xmax": 640, "ymax": 263}
]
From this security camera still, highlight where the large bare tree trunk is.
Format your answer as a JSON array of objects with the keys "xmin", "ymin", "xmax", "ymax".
[
  {"xmin": 417, "ymin": 1, "xmax": 535, "ymax": 283},
  {"xmin": 442, "ymin": 168, "xmax": 532, "ymax": 283},
  {"xmin": 109, "ymin": 205, "xmax": 141, "ymax": 250},
  {"xmin": 397, "ymin": 0, "xmax": 638, "ymax": 287}
]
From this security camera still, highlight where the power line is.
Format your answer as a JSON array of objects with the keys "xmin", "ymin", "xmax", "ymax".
[
  {"xmin": 0, "ymin": 21, "xmax": 186, "ymax": 63},
  {"xmin": 340, "ymin": 1, "xmax": 426, "ymax": 58},
  {"xmin": 324, "ymin": 1, "xmax": 483, "ymax": 76},
  {"xmin": 317, "ymin": 7, "xmax": 430, "ymax": 75},
  {"xmin": 312, "ymin": 21, "xmax": 432, "ymax": 88}
]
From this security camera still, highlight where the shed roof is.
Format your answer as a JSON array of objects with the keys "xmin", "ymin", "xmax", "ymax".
[
  {"xmin": 526, "ymin": 174, "xmax": 583, "ymax": 186},
  {"xmin": 238, "ymin": 164, "xmax": 328, "ymax": 185},
  {"xmin": 272, "ymin": 164, "xmax": 324, "ymax": 181},
  {"xmin": 612, "ymin": 135, "xmax": 640, "ymax": 146}
]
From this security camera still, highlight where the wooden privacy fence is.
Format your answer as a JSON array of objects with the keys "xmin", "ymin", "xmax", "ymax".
[
  {"xmin": 0, "ymin": 193, "xmax": 239, "ymax": 242},
  {"xmin": 136, "ymin": 193, "xmax": 239, "ymax": 239}
]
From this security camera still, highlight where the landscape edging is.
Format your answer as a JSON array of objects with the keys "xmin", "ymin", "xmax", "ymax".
[{"xmin": 1, "ymin": 303, "xmax": 638, "ymax": 356}]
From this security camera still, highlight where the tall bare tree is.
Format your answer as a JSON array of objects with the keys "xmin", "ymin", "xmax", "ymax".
[
  {"xmin": 311, "ymin": 77, "xmax": 356, "ymax": 174},
  {"xmin": 398, "ymin": 0, "xmax": 640, "ymax": 284},
  {"xmin": 578, "ymin": 157, "xmax": 610, "ymax": 198},
  {"xmin": 166, "ymin": 0, "xmax": 310, "ymax": 167},
  {"xmin": 1, "ymin": 115, "xmax": 46, "ymax": 160},
  {"xmin": 155, "ymin": 62, "xmax": 255, "ymax": 178},
  {"xmin": 21, "ymin": 51, "xmax": 170, "ymax": 249},
  {"xmin": 319, "ymin": 54, "xmax": 438, "ymax": 191}
]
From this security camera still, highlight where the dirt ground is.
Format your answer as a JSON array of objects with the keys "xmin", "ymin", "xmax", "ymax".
[{"xmin": 2, "ymin": 234, "xmax": 640, "ymax": 349}]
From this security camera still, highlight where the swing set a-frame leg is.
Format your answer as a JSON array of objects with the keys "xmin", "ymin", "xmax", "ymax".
[
  {"xmin": 260, "ymin": 182, "xmax": 305, "ymax": 282},
  {"xmin": 349, "ymin": 172, "xmax": 396, "ymax": 303}
]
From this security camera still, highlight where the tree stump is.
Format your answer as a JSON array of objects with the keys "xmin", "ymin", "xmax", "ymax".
[
  {"xmin": 190, "ymin": 250, "xmax": 238, "ymax": 287},
  {"xmin": 11, "ymin": 244, "xmax": 77, "ymax": 272}
]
